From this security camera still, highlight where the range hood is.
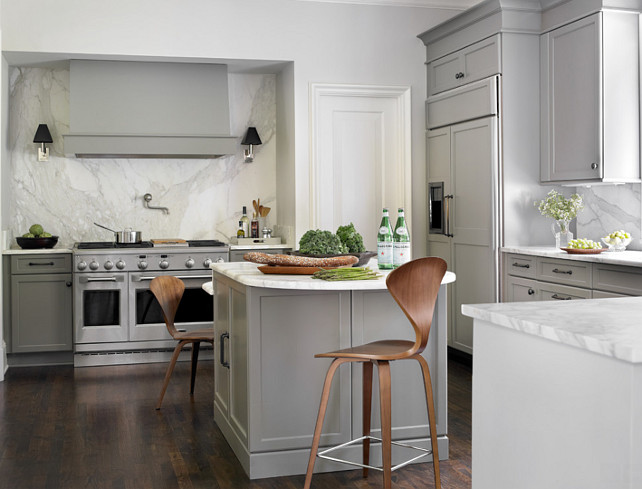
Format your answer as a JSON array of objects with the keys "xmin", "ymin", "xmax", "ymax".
[{"xmin": 63, "ymin": 60, "xmax": 237, "ymax": 158}]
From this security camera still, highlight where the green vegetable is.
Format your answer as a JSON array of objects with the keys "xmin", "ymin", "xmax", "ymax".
[
  {"xmin": 40, "ymin": 232, "xmax": 52, "ymax": 238},
  {"xmin": 299, "ymin": 230, "xmax": 348, "ymax": 255},
  {"xmin": 312, "ymin": 267, "xmax": 382, "ymax": 281},
  {"xmin": 29, "ymin": 224, "xmax": 44, "ymax": 236},
  {"xmin": 336, "ymin": 223, "xmax": 365, "ymax": 253},
  {"xmin": 22, "ymin": 233, "xmax": 35, "ymax": 238}
]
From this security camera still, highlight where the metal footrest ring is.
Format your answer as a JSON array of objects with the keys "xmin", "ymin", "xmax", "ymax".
[{"xmin": 317, "ymin": 435, "xmax": 433, "ymax": 472}]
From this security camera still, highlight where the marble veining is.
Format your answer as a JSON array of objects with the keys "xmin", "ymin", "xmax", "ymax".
[
  {"xmin": 211, "ymin": 261, "xmax": 456, "ymax": 291},
  {"xmin": 7, "ymin": 67, "xmax": 279, "ymax": 249},
  {"xmin": 501, "ymin": 246, "xmax": 642, "ymax": 267},
  {"xmin": 462, "ymin": 296, "xmax": 642, "ymax": 363}
]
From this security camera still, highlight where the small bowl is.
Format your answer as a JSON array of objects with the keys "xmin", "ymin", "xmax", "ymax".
[
  {"xmin": 601, "ymin": 236, "xmax": 632, "ymax": 252},
  {"xmin": 16, "ymin": 236, "xmax": 59, "ymax": 249},
  {"xmin": 289, "ymin": 251, "xmax": 377, "ymax": 267}
]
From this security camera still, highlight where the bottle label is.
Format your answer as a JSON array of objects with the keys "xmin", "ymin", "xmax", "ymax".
[
  {"xmin": 395, "ymin": 228, "xmax": 408, "ymax": 236},
  {"xmin": 393, "ymin": 242, "xmax": 411, "ymax": 267},
  {"xmin": 379, "ymin": 226, "xmax": 390, "ymax": 235},
  {"xmin": 377, "ymin": 241, "xmax": 393, "ymax": 265}
]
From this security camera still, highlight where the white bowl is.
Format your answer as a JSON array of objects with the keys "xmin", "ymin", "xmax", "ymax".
[{"xmin": 601, "ymin": 236, "xmax": 632, "ymax": 252}]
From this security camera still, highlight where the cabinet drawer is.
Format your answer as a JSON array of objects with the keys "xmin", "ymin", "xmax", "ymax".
[
  {"xmin": 11, "ymin": 254, "xmax": 71, "ymax": 274},
  {"xmin": 505, "ymin": 253, "xmax": 536, "ymax": 279},
  {"xmin": 504, "ymin": 276, "xmax": 538, "ymax": 302},
  {"xmin": 538, "ymin": 258, "xmax": 591, "ymax": 288},
  {"xmin": 593, "ymin": 264, "xmax": 642, "ymax": 296},
  {"xmin": 428, "ymin": 34, "xmax": 500, "ymax": 96},
  {"xmin": 539, "ymin": 282, "xmax": 592, "ymax": 301}
]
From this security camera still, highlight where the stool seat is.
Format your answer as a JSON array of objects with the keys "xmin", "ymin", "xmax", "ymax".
[
  {"xmin": 304, "ymin": 257, "xmax": 447, "ymax": 489},
  {"xmin": 315, "ymin": 340, "xmax": 415, "ymax": 361}
]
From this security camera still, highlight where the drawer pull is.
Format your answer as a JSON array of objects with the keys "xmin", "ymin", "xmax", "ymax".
[
  {"xmin": 28, "ymin": 261, "xmax": 55, "ymax": 266},
  {"xmin": 220, "ymin": 332, "xmax": 230, "ymax": 369},
  {"xmin": 513, "ymin": 263, "xmax": 530, "ymax": 269},
  {"xmin": 528, "ymin": 288, "xmax": 535, "ymax": 295},
  {"xmin": 552, "ymin": 268, "xmax": 572, "ymax": 275},
  {"xmin": 551, "ymin": 294, "xmax": 572, "ymax": 301}
]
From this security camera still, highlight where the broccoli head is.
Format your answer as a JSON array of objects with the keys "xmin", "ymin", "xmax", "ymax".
[
  {"xmin": 299, "ymin": 229, "xmax": 348, "ymax": 254},
  {"xmin": 336, "ymin": 223, "xmax": 366, "ymax": 253}
]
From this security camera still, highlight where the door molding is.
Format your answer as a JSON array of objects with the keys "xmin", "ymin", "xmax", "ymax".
[{"xmin": 309, "ymin": 83, "xmax": 411, "ymax": 236}]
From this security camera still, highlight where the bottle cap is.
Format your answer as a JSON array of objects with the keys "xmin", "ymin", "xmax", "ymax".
[{"xmin": 243, "ymin": 206, "xmax": 247, "ymax": 213}]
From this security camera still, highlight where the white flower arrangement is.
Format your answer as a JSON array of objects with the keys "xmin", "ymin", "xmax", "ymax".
[{"xmin": 534, "ymin": 190, "xmax": 584, "ymax": 222}]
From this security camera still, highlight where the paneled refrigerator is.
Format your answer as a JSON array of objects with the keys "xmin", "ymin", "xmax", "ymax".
[{"xmin": 426, "ymin": 76, "xmax": 501, "ymax": 354}]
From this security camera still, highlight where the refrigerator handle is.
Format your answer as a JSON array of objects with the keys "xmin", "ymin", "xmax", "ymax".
[{"xmin": 445, "ymin": 195, "xmax": 454, "ymax": 237}]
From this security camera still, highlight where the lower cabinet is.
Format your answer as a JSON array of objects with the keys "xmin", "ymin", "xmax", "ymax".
[
  {"xmin": 504, "ymin": 252, "xmax": 642, "ymax": 303},
  {"xmin": 212, "ymin": 274, "xmax": 448, "ymax": 479},
  {"xmin": 7, "ymin": 254, "xmax": 73, "ymax": 353}
]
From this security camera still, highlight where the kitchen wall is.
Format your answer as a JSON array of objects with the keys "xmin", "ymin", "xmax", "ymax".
[{"xmin": 6, "ymin": 66, "xmax": 277, "ymax": 248}]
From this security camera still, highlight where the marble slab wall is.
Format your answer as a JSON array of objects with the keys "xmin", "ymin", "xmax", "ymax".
[
  {"xmin": 5, "ymin": 66, "xmax": 278, "ymax": 249},
  {"xmin": 576, "ymin": 184, "xmax": 642, "ymax": 251}
]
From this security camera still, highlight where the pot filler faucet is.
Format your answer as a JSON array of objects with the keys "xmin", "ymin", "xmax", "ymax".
[{"xmin": 143, "ymin": 193, "xmax": 170, "ymax": 214}]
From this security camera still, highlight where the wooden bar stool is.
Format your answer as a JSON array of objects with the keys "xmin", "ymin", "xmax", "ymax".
[{"xmin": 303, "ymin": 257, "xmax": 447, "ymax": 489}]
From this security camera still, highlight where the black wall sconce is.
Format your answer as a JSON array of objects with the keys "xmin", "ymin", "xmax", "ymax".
[
  {"xmin": 33, "ymin": 124, "xmax": 53, "ymax": 162},
  {"xmin": 241, "ymin": 127, "xmax": 262, "ymax": 163}
]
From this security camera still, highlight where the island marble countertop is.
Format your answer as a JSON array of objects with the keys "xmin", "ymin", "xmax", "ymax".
[
  {"xmin": 502, "ymin": 246, "xmax": 642, "ymax": 267},
  {"xmin": 211, "ymin": 261, "xmax": 456, "ymax": 291},
  {"xmin": 462, "ymin": 295, "xmax": 642, "ymax": 363}
]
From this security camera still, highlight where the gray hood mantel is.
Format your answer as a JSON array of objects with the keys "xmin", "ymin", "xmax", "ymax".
[{"xmin": 63, "ymin": 60, "xmax": 238, "ymax": 159}]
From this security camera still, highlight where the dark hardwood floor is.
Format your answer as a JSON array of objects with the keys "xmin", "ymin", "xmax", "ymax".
[{"xmin": 0, "ymin": 356, "xmax": 471, "ymax": 489}]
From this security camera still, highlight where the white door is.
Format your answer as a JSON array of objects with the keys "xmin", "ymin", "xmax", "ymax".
[{"xmin": 310, "ymin": 84, "xmax": 411, "ymax": 251}]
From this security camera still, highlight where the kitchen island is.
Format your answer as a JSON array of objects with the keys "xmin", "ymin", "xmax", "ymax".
[
  {"xmin": 210, "ymin": 261, "xmax": 455, "ymax": 479},
  {"xmin": 462, "ymin": 296, "xmax": 642, "ymax": 489}
]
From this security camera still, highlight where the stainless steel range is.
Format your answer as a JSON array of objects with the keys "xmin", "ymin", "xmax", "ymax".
[{"xmin": 72, "ymin": 240, "xmax": 228, "ymax": 367}]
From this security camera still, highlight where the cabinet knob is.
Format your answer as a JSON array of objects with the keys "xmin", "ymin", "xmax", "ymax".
[
  {"xmin": 590, "ymin": 163, "xmax": 598, "ymax": 170},
  {"xmin": 528, "ymin": 288, "xmax": 535, "ymax": 295},
  {"xmin": 66, "ymin": 281, "xmax": 72, "ymax": 287},
  {"xmin": 455, "ymin": 72, "xmax": 465, "ymax": 80}
]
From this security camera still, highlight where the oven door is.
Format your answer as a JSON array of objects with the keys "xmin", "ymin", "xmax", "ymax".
[
  {"xmin": 129, "ymin": 271, "xmax": 214, "ymax": 341},
  {"xmin": 74, "ymin": 273, "xmax": 129, "ymax": 344}
]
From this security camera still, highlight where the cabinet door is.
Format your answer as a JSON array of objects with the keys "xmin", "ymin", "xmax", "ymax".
[
  {"xmin": 541, "ymin": 14, "xmax": 601, "ymax": 182},
  {"xmin": 504, "ymin": 275, "xmax": 539, "ymax": 302},
  {"xmin": 428, "ymin": 35, "xmax": 500, "ymax": 96},
  {"xmin": 11, "ymin": 273, "xmax": 72, "ymax": 352}
]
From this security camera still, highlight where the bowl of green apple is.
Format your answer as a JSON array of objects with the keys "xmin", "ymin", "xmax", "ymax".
[{"xmin": 601, "ymin": 230, "xmax": 632, "ymax": 252}]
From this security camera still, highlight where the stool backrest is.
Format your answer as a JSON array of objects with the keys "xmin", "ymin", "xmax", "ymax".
[
  {"xmin": 385, "ymin": 257, "xmax": 447, "ymax": 355},
  {"xmin": 149, "ymin": 275, "xmax": 185, "ymax": 338}
]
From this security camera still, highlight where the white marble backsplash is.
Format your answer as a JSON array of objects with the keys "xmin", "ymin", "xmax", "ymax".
[
  {"xmin": 575, "ymin": 184, "xmax": 642, "ymax": 251},
  {"xmin": 6, "ymin": 67, "xmax": 278, "ymax": 248}
]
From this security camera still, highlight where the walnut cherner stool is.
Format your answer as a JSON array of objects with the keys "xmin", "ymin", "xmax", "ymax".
[{"xmin": 303, "ymin": 257, "xmax": 447, "ymax": 489}]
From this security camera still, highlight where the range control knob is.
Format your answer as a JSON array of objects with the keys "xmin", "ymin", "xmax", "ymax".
[
  {"xmin": 116, "ymin": 260, "xmax": 126, "ymax": 270},
  {"xmin": 216, "ymin": 257, "xmax": 225, "ymax": 263},
  {"xmin": 104, "ymin": 260, "xmax": 114, "ymax": 270},
  {"xmin": 138, "ymin": 260, "xmax": 148, "ymax": 270},
  {"xmin": 77, "ymin": 260, "xmax": 87, "ymax": 271},
  {"xmin": 159, "ymin": 260, "xmax": 169, "ymax": 270},
  {"xmin": 89, "ymin": 260, "xmax": 99, "ymax": 271},
  {"xmin": 185, "ymin": 258, "xmax": 195, "ymax": 268},
  {"xmin": 203, "ymin": 258, "xmax": 212, "ymax": 267}
]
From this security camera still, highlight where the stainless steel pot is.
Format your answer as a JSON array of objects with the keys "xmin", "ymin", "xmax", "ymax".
[{"xmin": 94, "ymin": 222, "xmax": 142, "ymax": 243}]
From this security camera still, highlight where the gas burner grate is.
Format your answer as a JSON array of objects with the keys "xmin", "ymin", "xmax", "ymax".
[{"xmin": 188, "ymin": 239, "xmax": 226, "ymax": 247}]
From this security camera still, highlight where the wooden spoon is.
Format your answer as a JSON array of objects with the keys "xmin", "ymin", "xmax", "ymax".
[{"xmin": 261, "ymin": 206, "xmax": 271, "ymax": 217}]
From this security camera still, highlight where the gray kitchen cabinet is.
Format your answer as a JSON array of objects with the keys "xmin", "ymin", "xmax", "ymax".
[
  {"xmin": 427, "ymin": 34, "xmax": 500, "ymax": 96},
  {"xmin": 540, "ymin": 11, "xmax": 640, "ymax": 184},
  {"xmin": 503, "ymin": 252, "xmax": 642, "ymax": 302},
  {"xmin": 9, "ymin": 254, "xmax": 73, "ymax": 353}
]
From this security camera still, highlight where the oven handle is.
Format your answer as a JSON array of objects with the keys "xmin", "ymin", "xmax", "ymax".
[
  {"xmin": 132, "ymin": 275, "xmax": 212, "ymax": 282},
  {"xmin": 79, "ymin": 276, "xmax": 125, "ymax": 283}
]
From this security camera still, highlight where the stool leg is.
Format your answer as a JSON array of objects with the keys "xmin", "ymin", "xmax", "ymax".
[
  {"xmin": 375, "ymin": 360, "xmax": 392, "ymax": 489},
  {"xmin": 190, "ymin": 341, "xmax": 201, "ymax": 395},
  {"xmin": 414, "ymin": 354, "xmax": 441, "ymax": 489},
  {"xmin": 304, "ymin": 358, "xmax": 350, "ymax": 489},
  {"xmin": 156, "ymin": 340, "xmax": 187, "ymax": 410},
  {"xmin": 362, "ymin": 360, "xmax": 373, "ymax": 478}
]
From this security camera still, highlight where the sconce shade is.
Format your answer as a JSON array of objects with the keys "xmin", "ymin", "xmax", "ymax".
[
  {"xmin": 241, "ymin": 127, "xmax": 262, "ymax": 146},
  {"xmin": 33, "ymin": 124, "xmax": 53, "ymax": 144}
]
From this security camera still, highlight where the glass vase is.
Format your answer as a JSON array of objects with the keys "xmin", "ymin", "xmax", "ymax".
[{"xmin": 552, "ymin": 219, "xmax": 573, "ymax": 248}]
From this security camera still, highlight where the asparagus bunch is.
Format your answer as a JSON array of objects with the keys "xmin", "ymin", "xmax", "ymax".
[{"xmin": 311, "ymin": 267, "xmax": 382, "ymax": 281}]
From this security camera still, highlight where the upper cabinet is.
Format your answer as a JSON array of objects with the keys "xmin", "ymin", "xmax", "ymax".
[
  {"xmin": 427, "ymin": 35, "xmax": 501, "ymax": 96},
  {"xmin": 540, "ymin": 11, "xmax": 641, "ymax": 184}
]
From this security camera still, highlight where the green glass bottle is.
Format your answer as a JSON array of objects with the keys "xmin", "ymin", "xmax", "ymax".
[
  {"xmin": 393, "ymin": 207, "xmax": 410, "ymax": 268},
  {"xmin": 377, "ymin": 208, "xmax": 394, "ymax": 270}
]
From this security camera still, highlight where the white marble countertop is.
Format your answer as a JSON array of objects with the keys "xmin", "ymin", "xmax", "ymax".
[
  {"xmin": 462, "ymin": 296, "xmax": 642, "ymax": 363},
  {"xmin": 3, "ymin": 247, "xmax": 72, "ymax": 255},
  {"xmin": 211, "ymin": 261, "xmax": 456, "ymax": 291},
  {"xmin": 502, "ymin": 246, "xmax": 642, "ymax": 267}
]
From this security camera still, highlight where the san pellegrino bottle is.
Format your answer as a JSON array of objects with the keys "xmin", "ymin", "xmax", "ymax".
[
  {"xmin": 377, "ymin": 208, "xmax": 394, "ymax": 270},
  {"xmin": 393, "ymin": 207, "xmax": 410, "ymax": 268}
]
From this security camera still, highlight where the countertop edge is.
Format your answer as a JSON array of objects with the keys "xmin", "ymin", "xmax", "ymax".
[
  {"xmin": 2, "ymin": 248, "xmax": 72, "ymax": 255},
  {"xmin": 501, "ymin": 246, "xmax": 642, "ymax": 267}
]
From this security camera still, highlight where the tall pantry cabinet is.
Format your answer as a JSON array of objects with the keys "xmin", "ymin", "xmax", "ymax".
[{"xmin": 418, "ymin": 0, "xmax": 542, "ymax": 354}]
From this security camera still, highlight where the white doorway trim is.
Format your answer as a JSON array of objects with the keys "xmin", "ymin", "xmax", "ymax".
[{"xmin": 309, "ymin": 83, "xmax": 411, "ymax": 245}]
